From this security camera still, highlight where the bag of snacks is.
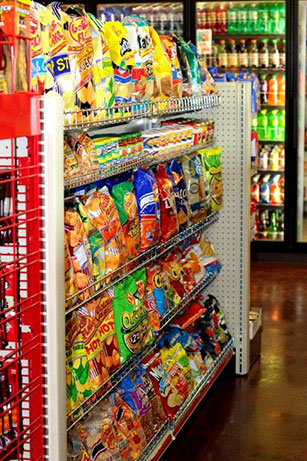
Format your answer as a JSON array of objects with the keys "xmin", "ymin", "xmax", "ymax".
[
  {"xmin": 159, "ymin": 252, "xmax": 185, "ymax": 305},
  {"xmin": 149, "ymin": 26, "xmax": 172, "ymax": 99},
  {"xmin": 144, "ymin": 282, "xmax": 161, "ymax": 335},
  {"xmin": 71, "ymin": 132, "xmax": 99, "ymax": 171},
  {"xmin": 133, "ymin": 168, "xmax": 160, "ymax": 252},
  {"xmin": 146, "ymin": 263, "xmax": 167, "ymax": 316},
  {"xmin": 155, "ymin": 163, "xmax": 179, "ymax": 242},
  {"xmin": 30, "ymin": 2, "xmax": 47, "ymax": 94},
  {"xmin": 165, "ymin": 159, "xmax": 191, "ymax": 231},
  {"xmin": 64, "ymin": 233, "xmax": 78, "ymax": 308},
  {"xmin": 180, "ymin": 39, "xmax": 202, "ymax": 96},
  {"xmin": 160, "ymin": 35, "xmax": 183, "ymax": 98},
  {"xmin": 112, "ymin": 269, "xmax": 153, "ymax": 363},
  {"xmin": 172, "ymin": 35, "xmax": 193, "ymax": 97},
  {"xmin": 199, "ymin": 145, "xmax": 223, "ymax": 211},
  {"xmin": 64, "ymin": 139, "xmax": 80, "ymax": 179},
  {"xmin": 181, "ymin": 154, "xmax": 208, "ymax": 223}
]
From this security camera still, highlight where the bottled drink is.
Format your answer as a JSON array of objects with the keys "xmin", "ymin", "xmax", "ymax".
[
  {"xmin": 279, "ymin": 39, "xmax": 286, "ymax": 68},
  {"xmin": 260, "ymin": 74, "xmax": 268, "ymax": 104},
  {"xmin": 277, "ymin": 209, "xmax": 284, "ymax": 240},
  {"xmin": 257, "ymin": 110, "xmax": 268, "ymax": 140},
  {"xmin": 218, "ymin": 40, "xmax": 228, "ymax": 68},
  {"xmin": 207, "ymin": 5, "xmax": 217, "ymax": 32},
  {"xmin": 258, "ymin": 3, "xmax": 269, "ymax": 34},
  {"xmin": 267, "ymin": 109, "xmax": 279, "ymax": 140},
  {"xmin": 277, "ymin": 74, "xmax": 286, "ymax": 105},
  {"xmin": 268, "ymin": 146, "xmax": 279, "ymax": 170},
  {"xmin": 259, "ymin": 39, "xmax": 269, "ymax": 68},
  {"xmin": 247, "ymin": 3, "xmax": 258, "ymax": 34},
  {"xmin": 251, "ymin": 174, "xmax": 260, "ymax": 202},
  {"xmin": 259, "ymin": 210, "xmax": 269, "ymax": 239},
  {"xmin": 267, "ymin": 74, "xmax": 278, "ymax": 105},
  {"xmin": 259, "ymin": 146, "xmax": 269, "ymax": 169},
  {"xmin": 227, "ymin": 3, "xmax": 237, "ymax": 34},
  {"xmin": 216, "ymin": 4, "xmax": 228, "ymax": 34},
  {"xmin": 249, "ymin": 39, "xmax": 259, "ymax": 67},
  {"xmin": 238, "ymin": 39, "xmax": 248, "ymax": 67},
  {"xmin": 278, "ymin": 109, "xmax": 286, "ymax": 140},
  {"xmin": 211, "ymin": 42, "xmax": 219, "ymax": 67},
  {"xmin": 267, "ymin": 211, "xmax": 278, "ymax": 239},
  {"xmin": 237, "ymin": 3, "xmax": 248, "ymax": 33},
  {"xmin": 269, "ymin": 39, "xmax": 280, "ymax": 68},
  {"xmin": 278, "ymin": 2, "xmax": 286, "ymax": 34},
  {"xmin": 228, "ymin": 39, "xmax": 238, "ymax": 67},
  {"xmin": 260, "ymin": 174, "xmax": 271, "ymax": 203},
  {"xmin": 270, "ymin": 175, "xmax": 282, "ymax": 204},
  {"xmin": 197, "ymin": 5, "xmax": 206, "ymax": 29},
  {"xmin": 268, "ymin": 2, "xmax": 280, "ymax": 34},
  {"xmin": 279, "ymin": 145, "xmax": 285, "ymax": 170}
]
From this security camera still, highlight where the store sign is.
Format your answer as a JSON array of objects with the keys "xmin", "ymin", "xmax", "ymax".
[{"xmin": 197, "ymin": 29, "xmax": 212, "ymax": 55}]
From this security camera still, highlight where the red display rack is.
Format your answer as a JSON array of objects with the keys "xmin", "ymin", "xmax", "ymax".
[{"xmin": 0, "ymin": 94, "xmax": 45, "ymax": 460}]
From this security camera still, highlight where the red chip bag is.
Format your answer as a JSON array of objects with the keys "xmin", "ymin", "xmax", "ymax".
[{"xmin": 155, "ymin": 164, "xmax": 179, "ymax": 242}]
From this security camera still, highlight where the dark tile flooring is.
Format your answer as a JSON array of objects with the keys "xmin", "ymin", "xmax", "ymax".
[{"xmin": 161, "ymin": 262, "xmax": 307, "ymax": 461}]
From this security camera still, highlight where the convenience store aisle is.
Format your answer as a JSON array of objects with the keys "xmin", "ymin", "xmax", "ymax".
[{"xmin": 161, "ymin": 262, "xmax": 307, "ymax": 461}]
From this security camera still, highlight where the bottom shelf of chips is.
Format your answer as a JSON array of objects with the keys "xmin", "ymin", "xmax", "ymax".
[{"xmin": 67, "ymin": 295, "xmax": 234, "ymax": 460}]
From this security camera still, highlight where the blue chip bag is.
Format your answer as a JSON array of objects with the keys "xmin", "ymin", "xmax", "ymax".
[
  {"xmin": 165, "ymin": 160, "xmax": 191, "ymax": 231},
  {"xmin": 133, "ymin": 168, "xmax": 160, "ymax": 252}
]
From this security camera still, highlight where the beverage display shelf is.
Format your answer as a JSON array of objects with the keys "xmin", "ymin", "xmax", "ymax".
[
  {"xmin": 212, "ymin": 34, "xmax": 285, "ymax": 40},
  {"xmin": 65, "ymin": 212, "xmax": 219, "ymax": 315},
  {"xmin": 258, "ymin": 139, "xmax": 285, "ymax": 144},
  {"xmin": 63, "ymin": 95, "xmax": 221, "ymax": 131},
  {"xmin": 138, "ymin": 339, "xmax": 234, "ymax": 461},
  {"xmin": 254, "ymin": 237, "xmax": 284, "ymax": 242},
  {"xmin": 251, "ymin": 168, "xmax": 258, "ymax": 177},
  {"xmin": 66, "ymin": 270, "xmax": 220, "ymax": 431},
  {"xmin": 256, "ymin": 169, "xmax": 285, "ymax": 174},
  {"xmin": 222, "ymin": 67, "xmax": 285, "ymax": 74},
  {"xmin": 64, "ymin": 141, "xmax": 215, "ymax": 191},
  {"xmin": 257, "ymin": 203, "xmax": 284, "ymax": 208},
  {"xmin": 261, "ymin": 104, "xmax": 285, "ymax": 110}
]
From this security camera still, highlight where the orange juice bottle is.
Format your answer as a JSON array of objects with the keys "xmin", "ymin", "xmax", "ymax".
[
  {"xmin": 277, "ymin": 74, "xmax": 286, "ymax": 106},
  {"xmin": 267, "ymin": 74, "xmax": 278, "ymax": 106}
]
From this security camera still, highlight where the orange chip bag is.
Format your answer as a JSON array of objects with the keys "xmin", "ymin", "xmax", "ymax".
[
  {"xmin": 160, "ymin": 35, "xmax": 183, "ymax": 98},
  {"xmin": 149, "ymin": 26, "xmax": 172, "ymax": 99}
]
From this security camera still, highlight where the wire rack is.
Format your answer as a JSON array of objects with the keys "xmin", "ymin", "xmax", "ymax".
[
  {"xmin": 64, "ymin": 140, "xmax": 215, "ymax": 191},
  {"xmin": 65, "ymin": 211, "xmax": 219, "ymax": 315},
  {"xmin": 66, "ymin": 269, "xmax": 220, "ymax": 431},
  {"xmin": 64, "ymin": 95, "xmax": 221, "ymax": 131}
]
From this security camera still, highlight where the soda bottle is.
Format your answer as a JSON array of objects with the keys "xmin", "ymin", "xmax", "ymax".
[
  {"xmin": 227, "ymin": 39, "xmax": 238, "ymax": 67},
  {"xmin": 227, "ymin": 3, "xmax": 237, "ymax": 34},
  {"xmin": 247, "ymin": 3, "xmax": 258, "ymax": 34},
  {"xmin": 267, "ymin": 109, "xmax": 279, "ymax": 140},
  {"xmin": 197, "ymin": 5, "xmax": 205, "ymax": 29},
  {"xmin": 259, "ymin": 39, "xmax": 269, "ymax": 68},
  {"xmin": 237, "ymin": 3, "xmax": 248, "ymax": 33},
  {"xmin": 258, "ymin": 3, "xmax": 269, "ymax": 34},
  {"xmin": 259, "ymin": 210, "xmax": 269, "ymax": 239},
  {"xmin": 267, "ymin": 211, "xmax": 278, "ymax": 239},
  {"xmin": 267, "ymin": 74, "xmax": 278, "ymax": 105},
  {"xmin": 269, "ymin": 39, "xmax": 280, "ymax": 68},
  {"xmin": 238, "ymin": 39, "xmax": 248, "ymax": 67},
  {"xmin": 279, "ymin": 39, "xmax": 286, "ymax": 68},
  {"xmin": 249, "ymin": 39, "xmax": 259, "ymax": 67},
  {"xmin": 268, "ymin": 2, "xmax": 280, "ymax": 34},
  {"xmin": 219, "ymin": 40, "xmax": 228, "ymax": 68},
  {"xmin": 216, "ymin": 4, "xmax": 227, "ymax": 34},
  {"xmin": 207, "ymin": 5, "xmax": 217, "ymax": 32},
  {"xmin": 278, "ymin": 109, "xmax": 286, "ymax": 141},
  {"xmin": 257, "ymin": 110, "xmax": 268, "ymax": 140},
  {"xmin": 277, "ymin": 209, "xmax": 284, "ymax": 240},
  {"xmin": 277, "ymin": 74, "xmax": 286, "ymax": 105},
  {"xmin": 278, "ymin": 2, "xmax": 286, "ymax": 34},
  {"xmin": 260, "ymin": 74, "xmax": 268, "ymax": 104}
]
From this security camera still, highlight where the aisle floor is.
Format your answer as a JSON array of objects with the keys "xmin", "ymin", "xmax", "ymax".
[{"xmin": 161, "ymin": 262, "xmax": 307, "ymax": 461}]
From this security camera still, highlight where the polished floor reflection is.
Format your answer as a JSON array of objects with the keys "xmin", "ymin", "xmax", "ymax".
[{"xmin": 161, "ymin": 262, "xmax": 307, "ymax": 461}]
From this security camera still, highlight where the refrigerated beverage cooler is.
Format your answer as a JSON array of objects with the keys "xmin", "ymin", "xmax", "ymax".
[{"xmin": 195, "ymin": 1, "xmax": 287, "ymax": 247}]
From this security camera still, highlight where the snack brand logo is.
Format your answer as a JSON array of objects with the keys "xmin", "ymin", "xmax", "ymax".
[
  {"xmin": 137, "ymin": 34, "xmax": 149, "ymax": 51},
  {"xmin": 122, "ymin": 305, "xmax": 145, "ymax": 331},
  {"xmin": 69, "ymin": 16, "xmax": 90, "ymax": 45},
  {"xmin": 98, "ymin": 319, "xmax": 114, "ymax": 340},
  {"xmin": 120, "ymin": 38, "xmax": 132, "ymax": 56},
  {"xmin": 85, "ymin": 337, "xmax": 100, "ymax": 357},
  {"xmin": 124, "ymin": 192, "xmax": 137, "ymax": 220},
  {"xmin": 49, "ymin": 20, "xmax": 65, "ymax": 47}
]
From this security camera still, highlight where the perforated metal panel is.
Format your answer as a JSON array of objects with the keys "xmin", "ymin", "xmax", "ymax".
[{"xmin": 203, "ymin": 82, "xmax": 251, "ymax": 375}]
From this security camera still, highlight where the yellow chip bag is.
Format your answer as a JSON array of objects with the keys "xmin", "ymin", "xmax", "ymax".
[
  {"xmin": 30, "ymin": 2, "xmax": 47, "ymax": 94},
  {"xmin": 149, "ymin": 26, "xmax": 172, "ymax": 100}
]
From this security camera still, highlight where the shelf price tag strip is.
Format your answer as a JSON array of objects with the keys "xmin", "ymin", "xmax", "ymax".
[
  {"xmin": 65, "ymin": 211, "xmax": 219, "ymax": 316},
  {"xmin": 66, "ymin": 270, "xmax": 220, "ymax": 431}
]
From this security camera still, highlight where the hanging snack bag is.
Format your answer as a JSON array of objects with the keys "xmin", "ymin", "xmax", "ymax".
[
  {"xmin": 30, "ymin": 2, "xmax": 47, "ymax": 94},
  {"xmin": 200, "ymin": 146, "xmax": 223, "ymax": 211},
  {"xmin": 112, "ymin": 269, "xmax": 153, "ymax": 364},
  {"xmin": 104, "ymin": 21, "xmax": 136, "ymax": 105},
  {"xmin": 45, "ymin": 4, "xmax": 74, "ymax": 114},
  {"xmin": 72, "ymin": 132, "xmax": 99, "ymax": 171},
  {"xmin": 86, "ymin": 13, "xmax": 115, "ymax": 113},
  {"xmin": 159, "ymin": 252, "xmax": 186, "ymax": 305},
  {"xmin": 155, "ymin": 163, "xmax": 179, "ymax": 242},
  {"xmin": 64, "ymin": 233, "xmax": 78, "ymax": 308},
  {"xmin": 161, "ymin": 342, "xmax": 194, "ymax": 393},
  {"xmin": 149, "ymin": 26, "xmax": 172, "ymax": 99},
  {"xmin": 95, "ymin": 293, "xmax": 121, "ymax": 373},
  {"xmin": 180, "ymin": 39, "xmax": 202, "ymax": 96},
  {"xmin": 123, "ymin": 15, "xmax": 154, "ymax": 102},
  {"xmin": 172, "ymin": 35, "xmax": 193, "ymax": 97},
  {"xmin": 165, "ymin": 159, "xmax": 191, "ymax": 231},
  {"xmin": 66, "ymin": 317, "xmax": 81, "ymax": 414},
  {"xmin": 181, "ymin": 154, "xmax": 207, "ymax": 223},
  {"xmin": 64, "ymin": 207, "xmax": 94, "ymax": 300},
  {"xmin": 133, "ymin": 168, "xmax": 160, "ymax": 252},
  {"xmin": 144, "ymin": 282, "xmax": 161, "ymax": 335},
  {"xmin": 109, "ymin": 180, "xmax": 141, "ymax": 261},
  {"xmin": 64, "ymin": 139, "xmax": 79, "ymax": 179},
  {"xmin": 146, "ymin": 263, "xmax": 167, "ymax": 316},
  {"xmin": 160, "ymin": 35, "xmax": 183, "ymax": 98}
]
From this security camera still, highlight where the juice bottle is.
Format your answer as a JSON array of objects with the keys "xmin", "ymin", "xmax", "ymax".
[
  {"xmin": 259, "ymin": 146, "xmax": 269, "ymax": 169},
  {"xmin": 207, "ymin": 5, "xmax": 216, "ymax": 31},
  {"xmin": 247, "ymin": 3, "xmax": 258, "ymax": 34},
  {"xmin": 197, "ymin": 5, "xmax": 206, "ymax": 29},
  {"xmin": 278, "ymin": 109, "xmax": 286, "ymax": 141},
  {"xmin": 279, "ymin": 145, "xmax": 285, "ymax": 170},
  {"xmin": 227, "ymin": 3, "xmax": 237, "ymax": 34},
  {"xmin": 216, "ymin": 4, "xmax": 227, "ymax": 34},
  {"xmin": 260, "ymin": 174, "xmax": 271, "ymax": 203},
  {"xmin": 258, "ymin": 3, "xmax": 269, "ymax": 33},
  {"xmin": 219, "ymin": 40, "xmax": 228, "ymax": 68},
  {"xmin": 279, "ymin": 39, "xmax": 286, "ymax": 68},
  {"xmin": 228, "ymin": 39, "xmax": 238, "ymax": 67},
  {"xmin": 237, "ymin": 3, "xmax": 248, "ymax": 33},
  {"xmin": 270, "ymin": 174, "xmax": 282, "ymax": 204},
  {"xmin": 257, "ymin": 110, "xmax": 268, "ymax": 140},
  {"xmin": 278, "ymin": 2, "xmax": 286, "ymax": 34},
  {"xmin": 238, "ymin": 39, "xmax": 248, "ymax": 68},
  {"xmin": 269, "ymin": 39, "xmax": 280, "ymax": 68},
  {"xmin": 277, "ymin": 74, "xmax": 286, "ymax": 105},
  {"xmin": 259, "ymin": 39, "xmax": 269, "ymax": 68},
  {"xmin": 267, "ymin": 74, "xmax": 278, "ymax": 105},
  {"xmin": 248, "ymin": 39, "xmax": 259, "ymax": 67},
  {"xmin": 260, "ymin": 74, "xmax": 268, "ymax": 104},
  {"xmin": 268, "ymin": 146, "xmax": 279, "ymax": 170},
  {"xmin": 268, "ymin": 2, "xmax": 280, "ymax": 34},
  {"xmin": 251, "ymin": 174, "xmax": 260, "ymax": 202},
  {"xmin": 267, "ymin": 109, "xmax": 279, "ymax": 140}
]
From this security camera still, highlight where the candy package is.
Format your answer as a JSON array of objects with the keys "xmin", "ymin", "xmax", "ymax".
[
  {"xmin": 199, "ymin": 146, "xmax": 223, "ymax": 211},
  {"xmin": 172, "ymin": 35, "xmax": 193, "ymax": 97},
  {"xmin": 149, "ymin": 26, "xmax": 172, "ymax": 99},
  {"xmin": 155, "ymin": 164, "xmax": 178, "ymax": 242},
  {"xmin": 160, "ymin": 35, "xmax": 183, "ymax": 98},
  {"xmin": 133, "ymin": 168, "xmax": 160, "ymax": 252},
  {"xmin": 181, "ymin": 154, "xmax": 208, "ymax": 223},
  {"xmin": 165, "ymin": 159, "xmax": 191, "ymax": 231},
  {"xmin": 112, "ymin": 269, "xmax": 153, "ymax": 363}
]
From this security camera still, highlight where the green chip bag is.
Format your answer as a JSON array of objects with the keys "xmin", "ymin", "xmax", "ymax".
[
  {"xmin": 179, "ymin": 38, "xmax": 202, "ymax": 96},
  {"xmin": 113, "ymin": 268, "xmax": 153, "ymax": 363},
  {"xmin": 200, "ymin": 145, "xmax": 223, "ymax": 211}
]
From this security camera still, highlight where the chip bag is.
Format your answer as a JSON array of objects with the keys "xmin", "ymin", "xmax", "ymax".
[
  {"xmin": 146, "ymin": 263, "xmax": 167, "ymax": 316},
  {"xmin": 64, "ymin": 233, "xmax": 78, "ymax": 308},
  {"xmin": 64, "ymin": 139, "xmax": 80, "ymax": 179},
  {"xmin": 155, "ymin": 163, "xmax": 179, "ymax": 242},
  {"xmin": 181, "ymin": 154, "xmax": 208, "ymax": 223},
  {"xmin": 172, "ymin": 35, "xmax": 193, "ymax": 97},
  {"xmin": 160, "ymin": 35, "xmax": 183, "ymax": 98},
  {"xmin": 165, "ymin": 159, "xmax": 191, "ymax": 231},
  {"xmin": 200, "ymin": 145, "xmax": 223, "ymax": 211},
  {"xmin": 112, "ymin": 269, "xmax": 153, "ymax": 363},
  {"xmin": 149, "ymin": 26, "xmax": 172, "ymax": 99},
  {"xmin": 30, "ymin": 2, "xmax": 47, "ymax": 94},
  {"xmin": 144, "ymin": 283, "xmax": 161, "ymax": 335},
  {"xmin": 133, "ymin": 168, "xmax": 160, "ymax": 252},
  {"xmin": 159, "ymin": 252, "xmax": 185, "ymax": 305},
  {"xmin": 180, "ymin": 38, "xmax": 202, "ymax": 96}
]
